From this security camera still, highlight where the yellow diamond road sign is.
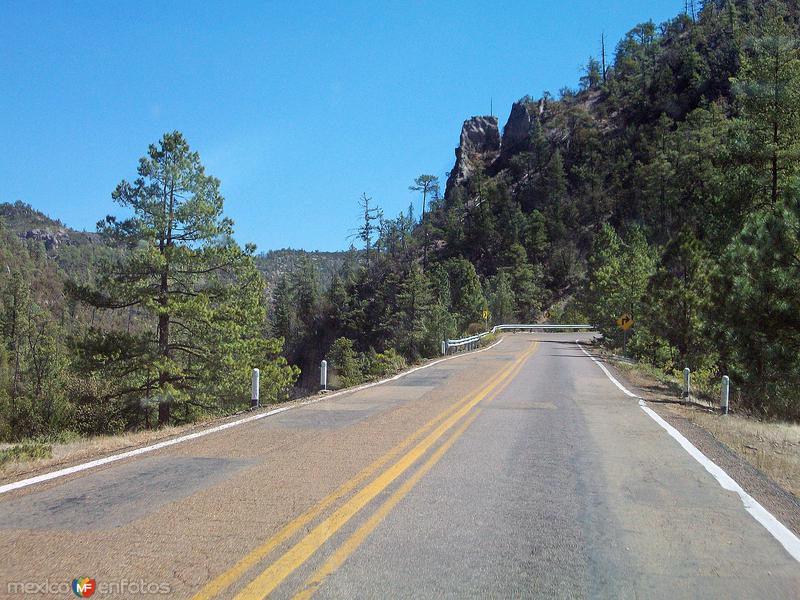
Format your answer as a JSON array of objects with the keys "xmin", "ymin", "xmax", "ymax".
[
  {"xmin": 482, "ymin": 309, "xmax": 490, "ymax": 321},
  {"xmin": 616, "ymin": 314, "xmax": 634, "ymax": 331}
]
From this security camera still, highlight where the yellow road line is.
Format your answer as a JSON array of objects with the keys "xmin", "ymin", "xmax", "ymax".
[
  {"xmin": 292, "ymin": 345, "xmax": 533, "ymax": 600},
  {"xmin": 292, "ymin": 410, "xmax": 482, "ymax": 600},
  {"xmin": 192, "ymin": 341, "xmax": 528, "ymax": 600},
  {"xmin": 232, "ymin": 342, "xmax": 538, "ymax": 600}
]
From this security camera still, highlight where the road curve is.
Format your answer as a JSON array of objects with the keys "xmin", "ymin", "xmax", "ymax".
[{"xmin": 0, "ymin": 333, "xmax": 798, "ymax": 599}]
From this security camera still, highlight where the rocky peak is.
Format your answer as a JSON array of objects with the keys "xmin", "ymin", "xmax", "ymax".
[
  {"xmin": 444, "ymin": 116, "xmax": 500, "ymax": 200},
  {"xmin": 445, "ymin": 98, "xmax": 547, "ymax": 201},
  {"xmin": 499, "ymin": 100, "xmax": 541, "ymax": 163}
]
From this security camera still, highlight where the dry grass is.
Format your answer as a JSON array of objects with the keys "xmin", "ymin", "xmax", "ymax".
[
  {"xmin": 673, "ymin": 407, "xmax": 800, "ymax": 498},
  {"xmin": 0, "ymin": 422, "xmax": 210, "ymax": 482},
  {"xmin": 603, "ymin": 351, "xmax": 800, "ymax": 498}
]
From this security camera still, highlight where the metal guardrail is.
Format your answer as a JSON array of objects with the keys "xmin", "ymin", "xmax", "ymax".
[{"xmin": 442, "ymin": 324, "xmax": 594, "ymax": 355}]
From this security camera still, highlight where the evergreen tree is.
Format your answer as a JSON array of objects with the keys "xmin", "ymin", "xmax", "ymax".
[
  {"xmin": 394, "ymin": 265, "xmax": 433, "ymax": 359},
  {"xmin": 502, "ymin": 243, "xmax": 543, "ymax": 321},
  {"xmin": 69, "ymin": 132, "xmax": 297, "ymax": 425},
  {"xmin": 647, "ymin": 229, "xmax": 713, "ymax": 367},
  {"xmin": 444, "ymin": 257, "xmax": 486, "ymax": 331},
  {"xmin": 271, "ymin": 275, "xmax": 294, "ymax": 341},
  {"xmin": 731, "ymin": 9, "xmax": 800, "ymax": 207},
  {"xmin": 582, "ymin": 225, "xmax": 656, "ymax": 346},
  {"xmin": 580, "ymin": 57, "xmax": 603, "ymax": 90},
  {"xmin": 488, "ymin": 271, "xmax": 516, "ymax": 325},
  {"xmin": 356, "ymin": 193, "xmax": 382, "ymax": 267}
]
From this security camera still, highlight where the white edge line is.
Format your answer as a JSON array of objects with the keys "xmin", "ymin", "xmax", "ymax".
[
  {"xmin": 0, "ymin": 338, "xmax": 506, "ymax": 496},
  {"xmin": 575, "ymin": 339, "xmax": 800, "ymax": 563}
]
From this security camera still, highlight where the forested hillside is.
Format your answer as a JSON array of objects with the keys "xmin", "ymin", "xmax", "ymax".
[
  {"xmin": 0, "ymin": 134, "xmax": 298, "ymax": 444},
  {"xmin": 1, "ymin": 0, "xmax": 798, "ymax": 448},
  {"xmin": 255, "ymin": 249, "xmax": 351, "ymax": 297},
  {"xmin": 273, "ymin": 0, "xmax": 800, "ymax": 419}
]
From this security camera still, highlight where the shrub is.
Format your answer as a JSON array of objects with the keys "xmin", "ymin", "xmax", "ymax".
[
  {"xmin": 0, "ymin": 441, "xmax": 52, "ymax": 466},
  {"xmin": 327, "ymin": 338, "xmax": 364, "ymax": 388},
  {"xmin": 367, "ymin": 348, "xmax": 406, "ymax": 379}
]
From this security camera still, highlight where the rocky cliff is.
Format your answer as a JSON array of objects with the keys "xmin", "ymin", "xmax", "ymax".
[
  {"xmin": 444, "ymin": 99, "xmax": 545, "ymax": 201},
  {"xmin": 499, "ymin": 100, "xmax": 543, "ymax": 163},
  {"xmin": 444, "ymin": 116, "xmax": 500, "ymax": 200}
]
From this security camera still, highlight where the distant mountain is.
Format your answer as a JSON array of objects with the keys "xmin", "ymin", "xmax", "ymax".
[
  {"xmin": 0, "ymin": 201, "xmax": 347, "ymax": 298},
  {"xmin": 0, "ymin": 201, "xmax": 99, "ymax": 250},
  {"xmin": 255, "ymin": 248, "xmax": 353, "ymax": 293}
]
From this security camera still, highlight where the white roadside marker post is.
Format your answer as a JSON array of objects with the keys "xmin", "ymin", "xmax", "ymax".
[
  {"xmin": 683, "ymin": 368, "xmax": 691, "ymax": 402},
  {"xmin": 320, "ymin": 360, "xmax": 328, "ymax": 392},
  {"xmin": 721, "ymin": 375, "xmax": 730, "ymax": 415},
  {"xmin": 251, "ymin": 368, "xmax": 260, "ymax": 409},
  {"xmin": 441, "ymin": 341, "xmax": 446, "ymax": 356}
]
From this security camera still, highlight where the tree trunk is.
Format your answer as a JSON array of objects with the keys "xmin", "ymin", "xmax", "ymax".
[
  {"xmin": 157, "ymin": 276, "xmax": 170, "ymax": 426},
  {"xmin": 157, "ymin": 180, "xmax": 174, "ymax": 426},
  {"xmin": 422, "ymin": 189, "xmax": 428, "ymax": 268},
  {"xmin": 772, "ymin": 120, "xmax": 779, "ymax": 205}
]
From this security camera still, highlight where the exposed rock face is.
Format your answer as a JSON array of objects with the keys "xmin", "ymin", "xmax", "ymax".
[
  {"xmin": 24, "ymin": 228, "xmax": 70, "ymax": 251},
  {"xmin": 499, "ymin": 101, "xmax": 539, "ymax": 163},
  {"xmin": 444, "ymin": 116, "xmax": 500, "ymax": 200},
  {"xmin": 444, "ymin": 99, "xmax": 548, "ymax": 201}
]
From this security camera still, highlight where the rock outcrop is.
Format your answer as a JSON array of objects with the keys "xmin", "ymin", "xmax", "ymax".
[
  {"xmin": 444, "ymin": 116, "xmax": 500, "ymax": 200},
  {"xmin": 445, "ymin": 99, "xmax": 546, "ymax": 201},
  {"xmin": 23, "ymin": 228, "xmax": 70, "ymax": 251},
  {"xmin": 499, "ymin": 101, "xmax": 540, "ymax": 164}
]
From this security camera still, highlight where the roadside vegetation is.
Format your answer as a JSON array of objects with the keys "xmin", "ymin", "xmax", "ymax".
[
  {"xmin": 608, "ymin": 355, "xmax": 800, "ymax": 498},
  {"xmin": 1, "ymin": 0, "xmax": 799, "ymax": 452},
  {"xmin": 0, "ymin": 133, "xmax": 298, "ymax": 445},
  {"xmin": 282, "ymin": 0, "xmax": 800, "ymax": 420}
]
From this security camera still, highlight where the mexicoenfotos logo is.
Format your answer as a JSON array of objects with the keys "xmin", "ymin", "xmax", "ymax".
[
  {"xmin": 72, "ymin": 577, "xmax": 97, "ymax": 597},
  {"xmin": 6, "ymin": 577, "xmax": 170, "ymax": 596}
]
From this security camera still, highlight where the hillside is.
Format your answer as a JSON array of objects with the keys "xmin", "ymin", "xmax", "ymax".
[
  {"xmin": 435, "ymin": 0, "xmax": 800, "ymax": 418},
  {"xmin": 1, "ymin": 0, "xmax": 799, "ymax": 445},
  {"xmin": 0, "ymin": 201, "xmax": 351, "ymax": 299},
  {"xmin": 271, "ymin": 0, "xmax": 800, "ymax": 419},
  {"xmin": 0, "ymin": 201, "xmax": 97, "ymax": 249},
  {"xmin": 255, "ymin": 248, "xmax": 352, "ymax": 296}
]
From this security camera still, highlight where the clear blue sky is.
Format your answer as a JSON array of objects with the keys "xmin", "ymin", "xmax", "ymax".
[{"xmin": 1, "ymin": 1, "xmax": 680, "ymax": 252}]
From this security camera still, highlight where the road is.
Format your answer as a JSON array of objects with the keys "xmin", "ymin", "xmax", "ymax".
[{"xmin": 1, "ymin": 333, "xmax": 798, "ymax": 599}]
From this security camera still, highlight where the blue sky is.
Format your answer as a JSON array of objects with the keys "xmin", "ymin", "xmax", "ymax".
[{"xmin": 1, "ymin": 1, "xmax": 680, "ymax": 252}]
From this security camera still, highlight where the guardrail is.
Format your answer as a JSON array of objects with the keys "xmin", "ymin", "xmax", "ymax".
[{"xmin": 442, "ymin": 324, "xmax": 594, "ymax": 355}]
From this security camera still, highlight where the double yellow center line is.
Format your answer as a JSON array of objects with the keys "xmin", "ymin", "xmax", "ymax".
[{"xmin": 193, "ymin": 341, "xmax": 538, "ymax": 600}]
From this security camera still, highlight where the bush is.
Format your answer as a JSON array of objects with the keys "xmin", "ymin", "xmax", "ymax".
[
  {"xmin": 466, "ymin": 322, "xmax": 487, "ymax": 336},
  {"xmin": 327, "ymin": 338, "xmax": 364, "ymax": 388},
  {"xmin": 366, "ymin": 348, "xmax": 406, "ymax": 379},
  {"xmin": 0, "ymin": 395, "xmax": 44, "ymax": 442},
  {"xmin": 0, "ymin": 441, "xmax": 52, "ymax": 466},
  {"xmin": 327, "ymin": 339, "xmax": 407, "ymax": 389},
  {"xmin": 550, "ymin": 298, "xmax": 588, "ymax": 324},
  {"xmin": 66, "ymin": 376, "xmax": 125, "ymax": 436}
]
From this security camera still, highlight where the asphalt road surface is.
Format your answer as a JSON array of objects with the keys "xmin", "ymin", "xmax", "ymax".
[{"xmin": 1, "ymin": 334, "xmax": 798, "ymax": 599}]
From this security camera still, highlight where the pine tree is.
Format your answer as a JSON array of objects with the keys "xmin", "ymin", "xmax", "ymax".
[
  {"xmin": 488, "ymin": 271, "xmax": 516, "ymax": 325},
  {"xmin": 647, "ymin": 229, "xmax": 712, "ymax": 367},
  {"xmin": 580, "ymin": 57, "xmax": 603, "ymax": 90},
  {"xmin": 356, "ymin": 194, "xmax": 382, "ymax": 268},
  {"xmin": 409, "ymin": 175, "xmax": 440, "ymax": 266},
  {"xmin": 271, "ymin": 275, "xmax": 294, "ymax": 341},
  {"xmin": 732, "ymin": 10, "xmax": 800, "ymax": 207},
  {"xmin": 502, "ymin": 243, "xmax": 543, "ymax": 321},
  {"xmin": 394, "ymin": 265, "xmax": 433, "ymax": 359},
  {"xmin": 444, "ymin": 257, "xmax": 486, "ymax": 331},
  {"xmin": 582, "ymin": 225, "xmax": 655, "ymax": 346},
  {"xmin": 69, "ymin": 132, "xmax": 297, "ymax": 425}
]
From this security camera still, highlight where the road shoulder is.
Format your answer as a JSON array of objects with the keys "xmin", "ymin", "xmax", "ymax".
[
  {"xmin": 587, "ymin": 342, "xmax": 800, "ymax": 539},
  {"xmin": 0, "ymin": 340, "xmax": 504, "ymax": 488}
]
